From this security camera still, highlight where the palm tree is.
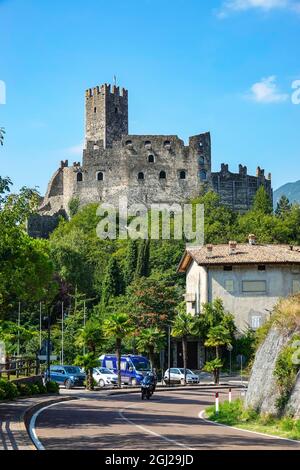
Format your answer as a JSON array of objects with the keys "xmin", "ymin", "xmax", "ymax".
[
  {"xmin": 136, "ymin": 327, "xmax": 165, "ymax": 370},
  {"xmin": 103, "ymin": 313, "xmax": 133, "ymax": 388},
  {"xmin": 204, "ymin": 325, "xmax": 232, "ymax": 384},
  {"xmin": 172, "ymin": 304, "xmax": 196, "ymax": 385},
  {"xmin": 75, "ymin": 318, "xmax": 103, "ymax": 390}
]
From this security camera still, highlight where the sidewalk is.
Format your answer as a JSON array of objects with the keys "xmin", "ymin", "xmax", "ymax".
[{"xmin": 0, "ymin": 395, "xmax": 73, "ymax": 450}]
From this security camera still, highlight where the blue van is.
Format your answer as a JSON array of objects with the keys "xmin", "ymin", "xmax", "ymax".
[{"xmin": 99, "ymin": 355, "xmax": 151, "ymax": 385}]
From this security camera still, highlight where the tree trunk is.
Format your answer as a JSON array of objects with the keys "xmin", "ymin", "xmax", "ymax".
[
  {"xmin": 182, "ymin": 337, "xmax": 188, "ymax": 385},
  {"xmin": 149, "ymin": 346, "xmax": 155, "ymax": 371},
  {"xmin": 87, "ymin": 368, "xmax": 94, "ymax": 391},
  {"xmin": 215, "ymin": 346, "xmax": 220, "ymax": 385},
  {"xmin": 116, "ymin": 338, "xmax": 122, "ymax": 388}
]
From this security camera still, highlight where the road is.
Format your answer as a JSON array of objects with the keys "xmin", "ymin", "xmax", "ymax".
[{"xmin": 31, "ymin": 388, "xmax": 300, "ymax": 450}]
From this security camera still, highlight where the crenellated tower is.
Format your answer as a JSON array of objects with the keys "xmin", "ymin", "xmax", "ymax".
[{"xmin": 85, "ymin": 83, "xmax": 128, "ymax": 148}]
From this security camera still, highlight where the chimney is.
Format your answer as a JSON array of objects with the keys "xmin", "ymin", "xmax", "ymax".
[
  {"xmin": 248, "ymin": 234, "xmax": 257, "ymax": 245},
  {"xmin": 206, "ymin": 244, "xmax": 213, "ymax": 258},
  {"xmin": 229, "ymin": 241, "xmax": 237, "ymax": 255}
]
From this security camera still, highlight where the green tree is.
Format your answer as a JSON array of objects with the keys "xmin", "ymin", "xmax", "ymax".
[
  {"xmin": 135, "ymin": 239, "xmax": 150, "ymax": 279},
  {"xmin": 75, "ymin": 318, "xmax": 103, "ymax": 390},
  {"xmin": 103, "ymin": 313, "xmax": 133, "ymax": 387},
  {"xmin": 68, "ymin": 197, "xmax": 80, "ymax": 217},
  {"xmin": 124, "ymin": 239, "xmax": 138, "ymax": 285},
  {"xmin": 172, "ymin": 304, "xmax": 196, "ymax": 384},
  {"xmin": 252, "ymin": 186, "xmax": 273, "ymax": 215},
  {"xmin": 136, "ymin": 327, "xmax": 165, "ymax": 370},
  {"xmin": 204, "ymin": 325, "xmax": 232, "ymax": 384},
  {"xmin": 275, "ymin": 195, "xmax": 292, "ymax": 218},
  {"xmin": 101, "ymin": 257, "xmax": 124, "ymax": 305}
]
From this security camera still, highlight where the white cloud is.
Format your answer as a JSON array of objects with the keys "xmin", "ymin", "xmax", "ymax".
[
  {"xmin": 246, "ymin": 76, "xmax": 288, "ymax": 103},
  {"xmin": 65, "ymin": 142, "xmax": 84, "ymax": 156},
  {"xmin": 218, "ymin": 0, "xmax": 300, "ymax": 17}
]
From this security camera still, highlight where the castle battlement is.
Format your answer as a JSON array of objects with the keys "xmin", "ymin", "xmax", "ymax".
[{"xmin": 85, "ymin": 83, "xmax": 128, "ymax": 98}]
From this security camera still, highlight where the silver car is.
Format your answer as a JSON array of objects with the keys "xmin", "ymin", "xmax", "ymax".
[{"xmin": 164, "ymin": 368, "xmax": 200, "ymax": 385}]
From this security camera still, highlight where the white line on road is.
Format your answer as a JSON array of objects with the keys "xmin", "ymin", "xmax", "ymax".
[
  {"xmin": 29, "ymin": 401, "xmax": 72, "ymax": 451},
  {"xmin": 119, "ymin": 403, "xmax": 195, "ymax": 451},
  {"xmin": 198, "ymin": 410, "xmax": 300, "ymax": 445}
]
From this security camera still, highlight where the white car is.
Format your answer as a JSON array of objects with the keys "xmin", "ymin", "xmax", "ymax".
[
  {"xmin": 93, "ymin": 367, "xmax": 118, "ymax": 388},
  {"xmin": 164, "ymin": 368, "xmax": 200, "ymax": 385}
]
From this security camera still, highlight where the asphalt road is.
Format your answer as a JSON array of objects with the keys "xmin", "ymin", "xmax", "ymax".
[{"xmin": 32, "ymin": 388, "xmax": 300, "ymax": 450}]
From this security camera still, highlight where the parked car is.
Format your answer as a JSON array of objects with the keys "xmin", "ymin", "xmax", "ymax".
[
  {"xmin": 163, "ymin": 368, "xmax": 200, "ymax": 385},
  {"xmin": 93, "ymin": 367, "xmax": 118, "ymax": 388},
  {"xmin": 99, "ymin": 355, "xmax": 151, "ymax": 385},
  {"xmin": 48, "ymin": 365, "xmax": 86, "ymax": 389}
]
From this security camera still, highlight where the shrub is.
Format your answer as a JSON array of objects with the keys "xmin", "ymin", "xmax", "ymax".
[
  {"xmin": 28, "ymin": 383, "xmax": 40, "ymax": 395},
  {"xmin": 17, "ymin": 383, "xmax": 32, "ymax": 397},
  {"xmin": 280, "ymin": 416, "xmax": 295, "ymax": 432},
  {"xmin": 46, "ymin": 380, "xmax": 59, "ymax": 393},
  {"xmin": 240, "ymin": 407, "xmax": 259, "ymax": 422},
  {"xmin": 259, "ymin": 413, "xmax": 276, "ymax": 426},
  {"xmin": 0, "ymin": 387, "xmax": 6, "ymax": 400},
  {"xmin": 0, "ymin": 379, "xmax": 19, "ymax": 400},
  {"xmin": 34, "ymin": 381, "xmax": 47, "ymax": 394}
]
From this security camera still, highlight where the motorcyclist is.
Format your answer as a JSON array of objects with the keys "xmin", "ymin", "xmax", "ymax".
[{"xmin": 141, "ymin": 372, "xmax": 156, "ymax": 399}]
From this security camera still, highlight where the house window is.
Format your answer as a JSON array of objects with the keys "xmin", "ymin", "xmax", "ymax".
[
  {"xmin": 94, "ymin": 107, "xmax": 97, "ymax": 113},
  {"xmin": 115, "ymin": 107, "xmax": 118, "ymax": 114},
  {"xmin": 97, "ymin": 172, "xmax": 104, "ymax": 181},
  {"xmin": 148, "ymin": 155, "xmax": 155, "ymax": 163},
  {"xmin": 251, "ymin": 316, "xmax": 262, "ymax": 329},
  {"xmin": 198, "ymin": 156, "xmax": 205, "ymax": 165},
  {"xmin": 292, "ymin": 279, "xmax": 300, "ymax": 294},
  {"xmin": 242, "ymin": 280, "xmax": 267, "ymax": 293},
  {"xmin": 258, "ymin": 265, "xmax": 266, "ymax": 271},
  {"xmin": 145, "ymin": 140, "xmax": 152, "ymax": 148},
  {"xmin": 159, "ymin": 170, "xmax": 166, "ymax": 180},
  {"xmin": 179, "ymin": 170, "xmax": 186, "ymax": 180},
  {"xmin": 225, "ymin": 280, "xmax": 234, "ymax": 293},
  {"xmin": 125, "ymin": 140, "xmax": 133, "ymax": 147},
  {"xmin": 199, "ymin": 169, "xmax": 207, "ymax": 181},
  {"xmin": 138, "ymin": 172, "xmax": 144, "ymax": 181},
  {"xmin": 77, "ymin": 172, "xmax": 83, "ymax": 182},
  {"xmin": 164, "ymin": 140, "xmax": 171, "ymax": 149}
]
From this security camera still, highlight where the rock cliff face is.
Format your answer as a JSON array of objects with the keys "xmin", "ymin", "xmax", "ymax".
[
  {"xmin": 245, "ymin": 327, "xmax": 294, "ymax": 415},
  {"xmin": 286, "ymin": 372, "xmax": 300, "ymax": 418}
]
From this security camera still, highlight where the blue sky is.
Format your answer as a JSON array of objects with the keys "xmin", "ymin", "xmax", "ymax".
[{"xmin": 0, "ymin": 0, "xmax": 299, "ymax": 194}]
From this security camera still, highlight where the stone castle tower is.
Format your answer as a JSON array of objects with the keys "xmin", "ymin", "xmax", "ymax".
[
  {"xmin": 85, "ymin": 84, "xmax": 128, "ymax": 148},
  {"xmin": 27, "ymin": 82, "xmax": 273, "ymax": 238}
]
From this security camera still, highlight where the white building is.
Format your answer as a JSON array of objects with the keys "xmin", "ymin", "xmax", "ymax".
[{"xmin": 178, "ymin": 237, "xmax": 300, "ymax": 331}]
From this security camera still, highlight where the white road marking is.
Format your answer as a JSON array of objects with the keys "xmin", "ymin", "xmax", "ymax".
[
  {"xmin": 29, "ymin": 401, "xmax": 73, "ymax": 451},
  {"xmin": 198, "ymin": 410, "xmax": 300, "ymax": 445},
  {"xmin": 119, "ymin": 403, "xmax": 195, "ymax": 450}
]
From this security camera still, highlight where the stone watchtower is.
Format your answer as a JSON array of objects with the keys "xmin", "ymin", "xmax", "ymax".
[{"xmin": 85, "ymin": 83, "xmax": 128, "ymax": 148}]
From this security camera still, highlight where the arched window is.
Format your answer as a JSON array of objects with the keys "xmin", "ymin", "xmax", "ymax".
[
  {"xmin": 77, "ymin": 172, "xmax": 83, "ymax": 182},
  {"xmin": 115, "ymin": 107, "xmax": 118, "ymax": 114},
  {"xmin": 138, "ymin": 172, "xmax": 144, "ymax": 180},
  {"xmin": 125, "ymin": 140, "xmax": 133, "ymax": 147},
  {"xmin": 164, "ymin": 140, "xmax": 171, "ymax": 149},
  {"xmin": 145, "ymin": 140, "xmax": 152, "ymax": 148},
  {"xmin": 94, "ymin": 107, "xmax": 97, "ymax": 113},
  {"xmin": 199, "ymin": 169, "xmax": 207, "ymax": 181},
  {"xmin": 97, "ymin": 172, "xmax": 104, "ymax": 181},
  {"xmin": 159, "ymin": 170, "xmax": 166, "ymax": 180},
  {"xmin": 198, "ymin": 155, "xmax": 205, "ymax": 165},
  {"xmin": 179, "ymin": 170, "xmax": 186, "ymax": 180},
  {"xmin": 148, "ymin": 155, "xmax": 155, "ymax": 163}
]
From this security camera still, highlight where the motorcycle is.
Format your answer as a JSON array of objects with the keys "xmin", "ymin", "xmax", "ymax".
[{"xmin": 141, "ymin": 384, "xmax": 152, "ymax": 400}]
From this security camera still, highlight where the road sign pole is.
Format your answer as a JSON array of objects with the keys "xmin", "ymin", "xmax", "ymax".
[
  {"xmin": 215, "ymin": 392, "xmax": 219, "ymax": 414},
  {"xmin": 46, "ymin": 312, "xmax": 51, "ymax": 383},
  {"xmin": 168, "ymin": 325, "xmax": 171, "ymax": 386}
]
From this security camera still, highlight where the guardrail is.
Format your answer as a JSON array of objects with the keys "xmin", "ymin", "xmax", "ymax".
[{"xmin": 0, "ymin": 357, "xmax": 40, "ymax": 380}]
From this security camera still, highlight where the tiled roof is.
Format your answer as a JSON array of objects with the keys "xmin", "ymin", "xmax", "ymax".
[{"xmin": 178, "ymin": 244, "xmax": 300, "ymax": 272}]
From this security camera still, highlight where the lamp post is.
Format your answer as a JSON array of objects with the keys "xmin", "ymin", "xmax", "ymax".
[
  {"xmin": 227, "ymin": 344, "xmax": 233, "ymax": 376},
  {"xmin": 168, "ymin": 325, "xmax": 171, "ymax": 386}
]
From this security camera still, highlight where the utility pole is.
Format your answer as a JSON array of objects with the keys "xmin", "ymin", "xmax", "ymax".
[
  {"xmin": 61, "ymin": 302, "xmax": 64, "ymax": 365},
  {"xmin": 168, "ymin": 325, "xmax": 171, "ymax": 386},
  {"xmin": 46, "ymin": 311, "xmax": 51, "ymax": 383},
  {"xmin": 39, "ymin": 302, "xmax": 42, "ymax": 350},
  {"xmin": 17, "ymin": 302, "xmax": 21, "ymax": 356},
  {"xmin": 83, "ymin": 300, "xmax": 86, "ymax": 355}
]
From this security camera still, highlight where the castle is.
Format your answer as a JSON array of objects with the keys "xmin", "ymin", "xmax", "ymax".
[{"xmin": 28, "ymin": 83, "xmax": 273, "ymax": 238}]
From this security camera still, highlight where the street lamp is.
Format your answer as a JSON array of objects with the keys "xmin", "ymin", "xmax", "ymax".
[{"xmin": 227, "ymin": 344, "xmax": 233, "ymax": 376}]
